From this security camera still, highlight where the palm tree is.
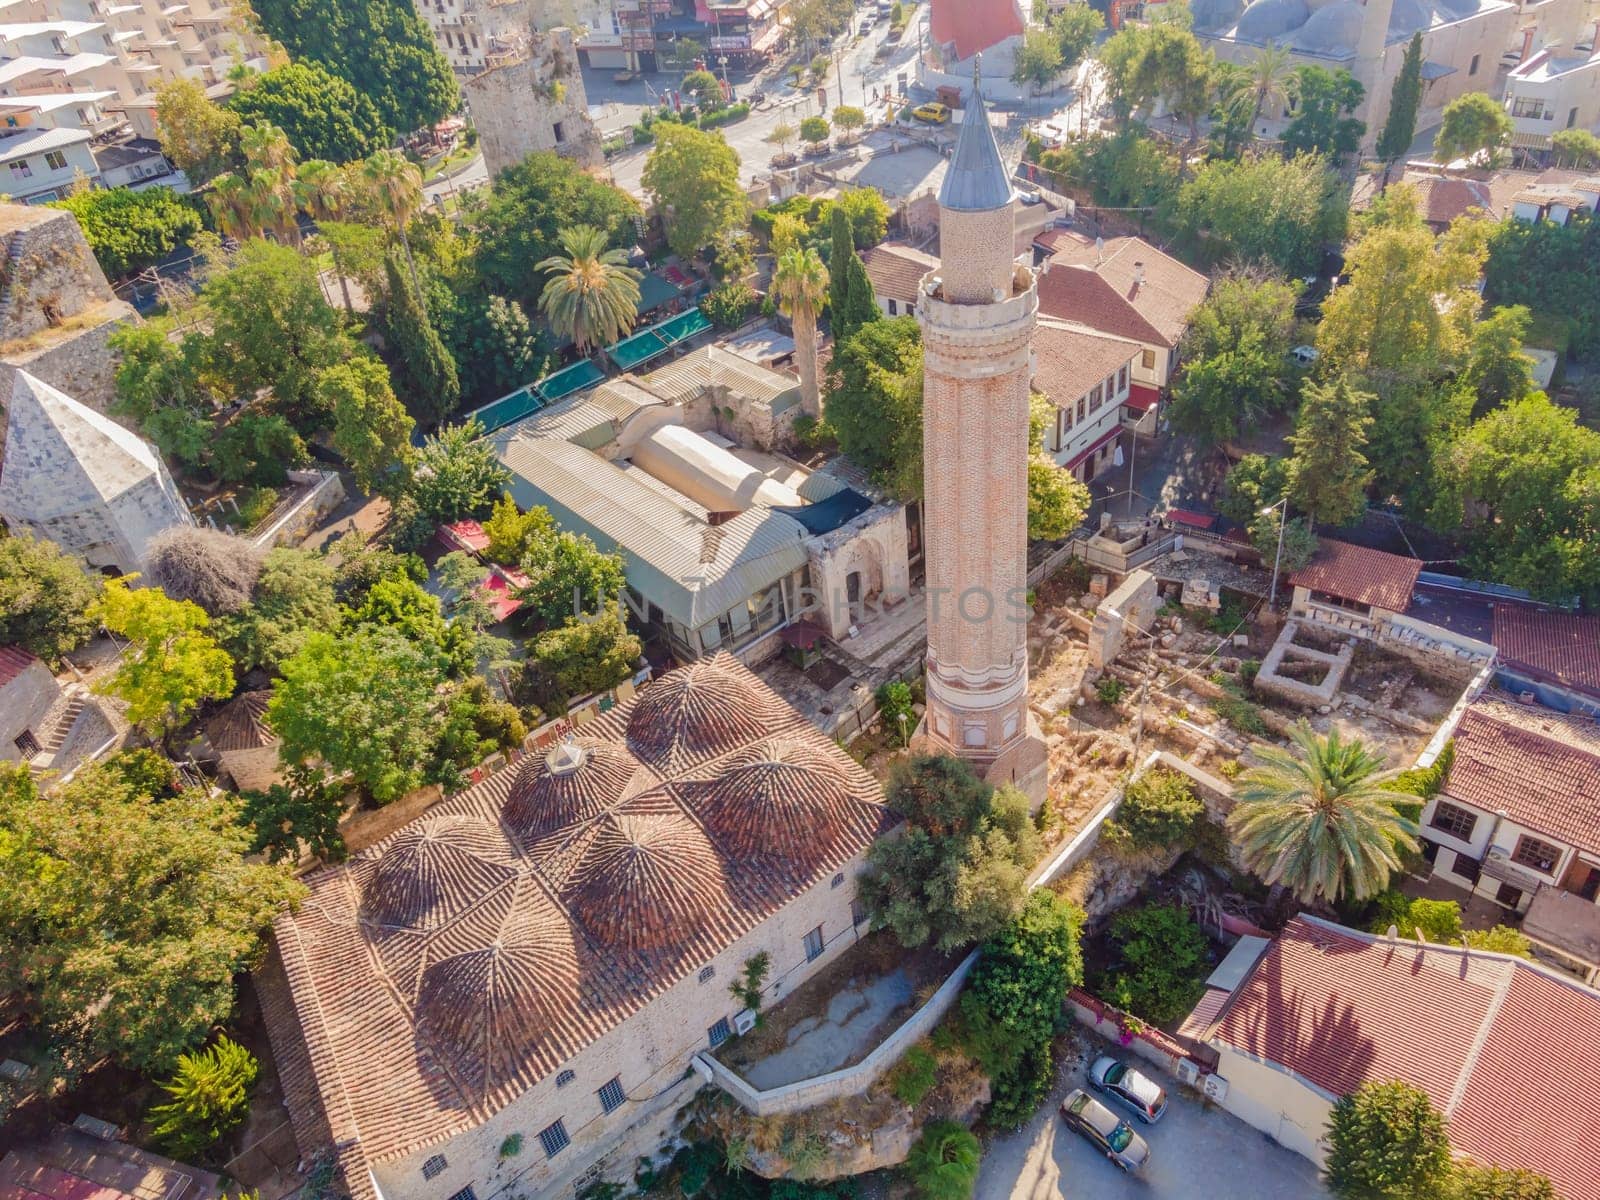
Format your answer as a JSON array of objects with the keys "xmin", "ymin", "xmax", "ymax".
[
  {"xmin": 244, "ymin": 167, "xmax": 298, "ymax": 245},
  {"xmin": 207, "ymin": 172, "xmax": 259, "ymax": 241},
  {"xmin": 362, "ymin": 148, "xmax": 425, "ymax": 305},
  {"xmin": 1243, "ymin": 44, "xmax": 1294, "ymax": 137},
  {"xmin": 1227, "ymin": 721, "xmax": 1419, "ymax": 905},
  {"xmin": 771, "ymin": 246, "xmax": 828, "ymax": 419},
  {"xmin": 535, "ymin": 225, "xmax": 643, "ymax": 354},
  {"xmin": 239, "ymin": 122, "xmax": 297, "ymax": 179},
  {"xmin": 293, "ymin": 159, "xmax": 357, "ymax": 311}
]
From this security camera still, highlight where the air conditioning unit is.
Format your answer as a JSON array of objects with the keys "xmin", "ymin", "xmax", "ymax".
[
  {"xmin": 1201, "ymin": 1074, "xmax": 1229, "ymax": 1102},
  {"xmin": 733, "ymin": 1009, "xmax": 758, "ymax": 1036},
  {"xmin": 1175, "ymin": 1059, "xmax": 1201, "ymax": 1087}
]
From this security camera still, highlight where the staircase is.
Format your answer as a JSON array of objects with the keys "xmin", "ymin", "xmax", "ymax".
[
  {"xmin": 29, "ymin": 689, "xmax": 88, "ymax": 768},
  {"xmin": 0, "ymin": 229, "xmax": 28, "ymax": 332}
]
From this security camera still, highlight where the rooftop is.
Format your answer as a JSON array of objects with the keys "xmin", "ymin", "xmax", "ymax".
[
  {"xmin": 204, "ymin": 689, "xmax": 276, "ymax": 753},
  {"xmin": 1038, "ymin": 232, "xmax": 1208, "ymax": 347},
  {"xmin": 1492, "ymin": 604, "xmax": 1600, "ymax": 699},
  {"xmin": 928, "ymin": 0, "xmax": 1024, "ymax": 64},
  {"xmin": 938, "ymin": 63, "xmax": 1013, "ymax": 213},
  {"xmin": 0, "ymin": 124, "xmax": 91, "ymax": 164},
  {"xmin": 0, "ymin": 644, "xmax": 40, "ymax": 687},
  {"xmin": 0, "ymin": 1126, "xmax": 222, "ymax": 1200},
  {"xmin": 1288, "ymin": 538, "xmax": 1421, "ymax": 612},
  {"xmin": 860, "ymin": 242, "xmax": 939, "ymax": 306},
  {"xmin": 1201, "ymin": 915, "xmax": 1600, "ymax": 1199},
  {"xmin": 260, "ymin": 655, "xmax": 891, "ymax": 1193},
  {"xmin": 1031, "ymin": 320, "xmax": 1141, "ymax": 406}
]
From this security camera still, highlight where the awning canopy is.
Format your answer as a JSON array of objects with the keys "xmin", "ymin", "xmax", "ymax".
[
  {"xmin": 464, "ymin": 360, "xmax": 609, "ymax": 434},
  {"xmin": 605, "ymin": 308, "xmax": 713, "ymax": 371},
  {"xmin": 539, "ymin": 358, "xmax": 606, "ymax": 401}
]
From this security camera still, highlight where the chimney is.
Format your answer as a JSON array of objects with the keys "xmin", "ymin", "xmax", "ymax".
[
  {"xmin": 1132, "ymin": 261, "xmax": 1145, "ymax": 290},
  {"xmin": 1520, "ymin": 26, "xmax": 1535, "ymax": 61}
]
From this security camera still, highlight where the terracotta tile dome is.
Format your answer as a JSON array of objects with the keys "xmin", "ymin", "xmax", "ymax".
[
  {"xmin": 561, "ymin": 791, "xmax": 729, "ymax": 955},
  {"xmin": 360, "ymin": 816, "xmax": 517, "ymax": 932},
  {"xmin": 502, "ymin": 738, "xmax": 640, "ymax": 845},
  {"xmin": 625, "ymin": 657, "xmax": 784, "ymax": 773},
  {"xmin": 415, "ymin": 878, "xmax": 582, "ymax": 1093}
]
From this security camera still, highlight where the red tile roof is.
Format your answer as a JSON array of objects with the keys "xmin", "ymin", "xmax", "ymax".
[
  {"xmin": 0, "ymin": 644, "xmax": 40, "ymax": 687},
  {"xmin": 1289, "ymin": 538, "xmax": 1421, "ymax": 613},
  {"xmin": 1444, "ymin": 703, "xmax": 1600, "ymax": 857},
  {"xmin": 1209, "ymin": 917, "xmax": 1600, "ymax": 1199},
  {"xmin": 860, "ymin": 243, "xmax": 938, "ymax": 307},
  {"xmin": 1036, "ymin": 265, "xmax": 1167, "ymax": 348},
  {"xmin": 928, "ymin": 0, "xmax": 1024, "ymax": 61},
  {"xmin": 1039, "ymin": 232, "xmax": 1208, "ymax": 347},
  {"xmin": 1031, "ymin": 321, "xmax": 1140, "ymax": 408},
  {"xmin": 262, "ymin": 654, "xmax": 891, "ymax": 1193},
  {"xmin": 1492, "ymin": 603, "xmax": 1600, "ymax": 700}
]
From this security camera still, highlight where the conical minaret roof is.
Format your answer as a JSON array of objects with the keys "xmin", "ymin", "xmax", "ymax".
[{"xmin": 938, "ymin": 58, "xmax": 1012, "ymax": 213}]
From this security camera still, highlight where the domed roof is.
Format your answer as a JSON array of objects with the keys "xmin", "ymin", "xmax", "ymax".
[
  {"xmin": 361, "ymin": 816, "xmax": 516, "ymax": 931},
  {"xmin": 1430, "ymin": 0, "xmax": 1479, "ymax": 19},
  {"xmin": 1193, "ymin": 0, "xmax": 1246, "ymax": 30},
  {"xmin": 415, "ymin": 879, "xmax": 581, "ymax": 1093},
  {"xmin": 626, "ymin": 657, "xmax": 784, "ymax": 773},
  {"xmin": 1386, "ymin": 0, "xmax": 1430, "ymax": 38},
  {"xmin": 1292, "ymin": 0, "xmax": 1361, "ymax": 49},
  {"xmin": 1235, "ymin": 0, "xmax": 1309, "ymax": 40},
  {"xmin": 561, "ymin": 793, "xmax": 729, "ymax": 955},
  {"xmin": 680, "ymin": 739, "xmax": 877, "ymax": 872},
  {"xmin": 502, "ymin": 738, "xmax": 640, "ymax": 845}
]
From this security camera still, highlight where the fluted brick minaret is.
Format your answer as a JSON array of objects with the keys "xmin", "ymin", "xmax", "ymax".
[{"xmin": 916, "ymin": 62, "xmax": 1047, "ymax": 801}]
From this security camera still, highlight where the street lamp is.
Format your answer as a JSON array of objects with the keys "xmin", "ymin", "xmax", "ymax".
[{"xmin": 1260, "ymin": 497, "xmax": 1289, "ymax": 609}]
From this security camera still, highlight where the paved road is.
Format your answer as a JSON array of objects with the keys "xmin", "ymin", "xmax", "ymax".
[
  {"xmin": 423, "ymin": 151, "xmax": 488, "ymax": 206},
  {"xmin": 975, "ymin": 1038, "xmax": 1330, "ymax": 1200}
]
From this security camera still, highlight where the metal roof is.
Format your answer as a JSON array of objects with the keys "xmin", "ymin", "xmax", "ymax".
[
  {"xmin": 939, "ymin": 59, "xmax": 1012, "ymax": 213},
  {"xmin": 499, "ymin": 437, "xmax": 809, "ymax": 630},
  {"xmin": 641, "ymin": 344, "xmax": 801, "ymax": 412},
  {"xmin": 491, "ymin": 378, "xmax": 661, "ymax": 452}
]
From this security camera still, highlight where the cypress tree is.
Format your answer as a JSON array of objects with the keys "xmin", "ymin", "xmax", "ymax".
[
  {"xmin": 827, "ymin": 205, "xmax": 880, "ymax": 344},
  {"xmin": 1376, "ymin": 34, "xmax": 1423, "ymax": 181},
  {"xmin": 384, "ymin": 251, "xmax": 460, "ymax": 424}
]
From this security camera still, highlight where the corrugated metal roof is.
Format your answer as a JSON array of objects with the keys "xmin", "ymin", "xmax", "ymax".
[
  {"xmin": 492, "ymin": 378, "xmax": 662, "ymax": 452},
  {"xmin": 641, "ymin": 345, "xmax": 801, "ymax": 412},
  {"xmin": 499, "ymin": 437, "xmax": 809, "ymax": 630}
]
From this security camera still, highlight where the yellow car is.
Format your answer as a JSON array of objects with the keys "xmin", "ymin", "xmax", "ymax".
[{"xmin": 912, "ymin": 102, "xmax": 951, "ymax": 124}]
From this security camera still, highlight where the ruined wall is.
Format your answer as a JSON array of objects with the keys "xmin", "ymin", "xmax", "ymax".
[
  {"xmin": 1, "ymin": 304, "xmax": 138, "ymax": 415},
  {"xmin": 463, "ymin": 28, "xmax": 604, "ymax": 179},
  {"xmin": 0, "ymin": 207, "xmax": 116, "ymax": 344}
]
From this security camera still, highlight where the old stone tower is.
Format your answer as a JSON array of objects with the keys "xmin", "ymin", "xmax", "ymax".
[{"xmin": 916, "ymin": 63, "xmax": 1047, "ymax": 800}]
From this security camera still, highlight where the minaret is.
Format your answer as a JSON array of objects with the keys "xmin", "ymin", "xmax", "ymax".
[{"xmin": 915, "ymin": 61, "xmax": 1048, "ymax": 801}]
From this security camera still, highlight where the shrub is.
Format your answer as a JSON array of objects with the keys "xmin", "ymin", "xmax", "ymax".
[
  {"xmin": 876, "ymin": 679, "xmax": 916, "ymax": 744},
  {"xmin": 632, "ymin": 123, "xmax": 654, "ymax": 145},
  {"xmin": 1447, "ymin": 1163, "xmax": 1558, "ymax": 1199},
  {"xmin": 1325, "ymin": 1080, "xmax": 1453, "ymax": 1200},
  {"xmin": 1095, "ymin": 677, "xmax": 1127, "ymax": 705},
  {"xmin": 234, "ymin": 486, "xmax": 280, "ymax": 530},
  {"xmin": 143, "ymin": 526, "xmax": 265, "ymax": 617},
  {"xmin": 1100, "ymin": 903, "xmax": 1210, "ymax": 1024},
  {"xmin": 904, "ymin": 1122, "xmax": 980, "ymax": 1200},
  {"xmin": 149, "ymin": 1035, "xmax": 259, "ymax": 1158},
  {"xmin": 1104, "ymin": 768, "xmax": 1204, "ymax": 850},
  {"xmin": 1212, "ymin": 689, "xmax": 1267, "ymax": 736},
  {"xmin": 1462, "ymin": 924, "xmax": 1533, "ymax": 958},
  {"xmin": 889, "ymin": 1043, "xmax": 939, "ymax": 1107},
  {"xmin": 701, "ymin": 282, "xmax": 756, "ymax": 329}
]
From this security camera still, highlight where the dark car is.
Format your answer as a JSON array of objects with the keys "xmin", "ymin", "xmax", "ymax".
[
  {"xmin": 1088, "ymin": 1055, "xmax": 1169, "ymax": 1124},
  {"xmin": 1060, "ymin": 1088, "xmax": 1151, "ymax": 1173}
]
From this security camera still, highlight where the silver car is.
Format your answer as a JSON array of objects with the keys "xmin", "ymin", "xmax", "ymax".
[
  {"xmin": 1088, "ymin": 1054, "xmax": 1169, "ymax": 1123},
  {"xmin": 1060, "ymin": 1088, "xmax": 1152, "ymax": 1173}
]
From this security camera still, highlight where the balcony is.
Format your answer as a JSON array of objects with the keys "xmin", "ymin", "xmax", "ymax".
[{"xmin": 1481, "ymin": 846, "xmax": 1552, "ymax": 893}]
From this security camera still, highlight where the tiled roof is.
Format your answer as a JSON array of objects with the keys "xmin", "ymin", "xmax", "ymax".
[
  {"xmin": 262, "ymin": 654, "xmax": 891, "ymax": 1188},
  {"xmin": 1349, "ymin": 173, "xmax": 1495, "ymax": 225},
  {"xmin": 0, "ymin": 644, "xmax": 40, "ymax": 687},
  {"xmin": 1208, "ymin": 916, "xmax": 1600, "ymax": 1199},
  {"xmin": 860, "ymin": 243, "xmax": 938, "ymax": 306},
  {"xmin": 928, "ymin": 0, "xmax": 1024, "ymax": 62},
  {"xmin": 1492, "ymin": 603, "xmax": 1600, "ymax": 700},
  {"xmin": 1032, "ymin": 320, "xmax": 1140, "ymax": 407},
  {"xmin": 1039, "ymin": 232, "xmax": 1208, "ymax": 347},
  {"xmin": 1443, "ymin": 701, "xmax": 1600, "ymax": 857},
  {"xmin": 204, "ymin": 689, "xmax": 276, "ymax": 753},
  {"xmin": 1036, "ymin": 265, "xmax": 1166, "ymax": 347},
  {"xmin": 1288, "ymin": 538, "xmax": 1421, "ymax": 612}
]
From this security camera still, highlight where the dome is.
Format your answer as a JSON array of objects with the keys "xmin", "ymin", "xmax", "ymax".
[
  {"xmin": 1291, "ymin": 0, "xmax": 1362, "ymax": 49},
  {"xmin": 361, "ymin": 816, "xmax": 517, "ymax": 931},
  {"xmin": 1430, "ymin": 0, "xmax": 1481, "ymax": 18},
  {"xmin": 1386, "ymin": 0, "xmax": 1430, "ymax": 38},
  {"xmin": 1235, "ymin": 0, "xmax": 1309, "ymax": 40},
  {"xmin": 680, "ymin": 739, "xmax": 879, "ymax": 873},
  {"xmin": 561, "ymin": 792, "xmax": 729, "ymax": 955},
  {"xmin": 626, "ymin": 657, "xmax": 783, "ymax": 774},
  {"xmin": 1193, "ymin": 0, "xmax": 1246, "ymax": 29},
  {"xmin": 415, "ymin": 879, "xmax": 581, "ymax": 1093},
  {"xmin": 502, "ymin": 738, "xmax": 640, "ymax": 845}
]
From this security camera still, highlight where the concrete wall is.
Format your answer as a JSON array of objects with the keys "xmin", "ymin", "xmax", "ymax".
[
  {"xmin": 462, "ymin": 28, "xmax": 604, "ymax": 179},
  {"xmin": 248, "ymin": 469, "xmax": 345, "ymax": 549},
  {"xmin": 1208, "ymin": 1045, "xmax": 1336, "ymax": 1166},
  {"xmin": 220, "ymin": 744, "xmax": 282, "ymax": 793}
]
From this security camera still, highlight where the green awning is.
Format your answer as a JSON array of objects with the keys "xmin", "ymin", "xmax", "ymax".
[
  {"xmin": 605, "ymin": 309, "xmax": 713, "ymax": 372},
  {"xmin": 468, "ymin": 386, "xmax": 544, "ymax": 434},
  {"xmin": 636, "ymin": 271, "xmax": 681, "ymax": 315},
  {"xmin": 537, "ymin": 358, "xmax": 606, "ymax": 401}
]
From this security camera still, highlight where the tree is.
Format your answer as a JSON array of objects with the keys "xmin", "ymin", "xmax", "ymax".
[
  {"xmin": 1228, "ymin": 721, "xmax": 1418, "ymax": 904},
  {"xmin": 1099, "ymin": 23, "xmax": 1212, "ymax": 134},
  {"xmin": 1461, "ymin": 924, "xmax": 1534, "ymax": 957},
  {"xmin": 1434, "ymin": 91, "xmax": 1513, "ymax": 165},
  {"xmin": 404, "ymin": 419, "xmax": 512, "ymax": 525},
  {"xmin": 1431, "ymin": 394, "xmax": 1600, "ymax": 602},
  {"xmin": 482, "ymin": 494, "xmax": 555, "ymax": 565},
  {"xmin": 212, "ymin": 410, "xmax": 308, "ymax": 486},
  {"xmin": 520, "ymin": 611, "xmax": 642, "ymax": 711},
  {"xmin": 49, "ymin": 188, "xmax": 202, "ymax": 279},
  {"xmin": 0, "ymin": 532, "xmax": 101, "ymax": 665},
  {"xmin": 0, "ymin": 762, "xmax": 302, "ymax": 1074},
  {"xmin": 1012, "ymin": 28, "xmax": 1064, "ymax": 90},
  {"xmin": 1324, "ymin": 1080, "xmax": 1453, "ymax": 1200},
  {"xmin": 249, "ymin": 0, "xmax": 457, "ymax": 135},
  {"xmin": 826, "ymin": 315, "xmax": 922, "ymax": 491},
  {"xmin": 1287, "ymin": 376, "xmax": 1374, "ymax": 528},
  {"xmin": 322, "ymin": 356, "xmax": 415, "ymax": 494},
  {"xmin": 1105, "ymin": 768, "xmax": 1204, "ymax": 849},
  {"xmin": 229, "ymin": 62, "xmax": 389, "ymax": 163},
  {"xmin": 445, "ymin": 293, "xmax": 548, "ymax": 407},
  {"xmin": 1460, "ymin": 305, "xmax": 1534, "ymax": 415},
  {"xmin": 682, "ymin": 68, "xmax": 722, "ymax": 108},
  {"xmin": 215, "ymin": 546, "xmax": 340, "ymax": 673},
  {"xmin": 1175, "ymin": 153, "xmax": 1347, "ymax": 275},
  {"xmin": 904, "ymin": 1123, "xmax": 981, "ymax": 1200},
  {"xmin": 857, "ymin": 754, "xmax": 1040, "ymax": 951},
  {"xmin": 833, "ymin": 187, "xmax": 892, "ymax": 248},
  {"xmin": 149, "ymin": 1036, "xmax": 259, "ymax": 1158},
  {"xmin": 1283, "ymin": 66, "xmax": 1365, "ymax": 159},
  {"xmin": 702, "ymin": 282, "xmax": 756, "ymax": 329},
  {"xmin": 1051, "ymin": 2, "xmax": 1103, "ymax": 68},
  {"xmin": 1483, "ymin": 207, "xmax": 1600, "ymax": 360},
  {"xmin": 1219, "ymin": 453, "xmax": 1289, "ymax": 525},
  {"xmin": 642, "ymin": 124, "xmax": 747, "ymax": 260},
  {"xmin": 1027, "ymin": 455, "xmax": 1092, "ymax": 540},
  {"xmin": 269, "ymin": 626, "xmax": 447, "ymax": 803},
  {"xmin": 1550, "ymin": 127, "xmax": 1600, "ymax": 169},
  {"xmin": 1447, "ymin": 1165, "xmax": 1557, "ymax": 1200},
  {"xmin": 365, "ymin": 147, "xmax": 426, "ymax": 296},
  {"xmin": 1376, "ymin": 34, "xmax": 1423, "ymax": 175},
  {"xmin": 773, "ymin": 246, "xmax": 830, "ymax": 420},
  {"xmin": 766, "ymin": 120, "xmax": 798, "ymax": 158},
  {"xmin": 154, "ymin": 78, "xmax": 240, "ymax": 183},
  {"xmin": 1251, "ymin": 510, "xmax": 1318, "ymax": 572},
  {"xmin": 385, "ymin": 250, "xmax": 461, "ymax": 422},
  {"xmin": 1100, "ymin": 903, "xmax": 1210, "ymax": 1023},
  {"xmin": 88, "ymin": 578, "xmax": 234, "ymax": 735},
  {"xmin": 826, "ymin": 205, "xmax": 878, "ymax": 346},
  {"xmin": 143, "ymin": 527, "xmax": 265, "ymax": 617},
  {"xmin": 1241, "ymin": 43, "xmax": 1294, "ymax": 134},
  {"xmin": 517, "ymin": 531, "xmax": 627, "ymax": 627},
  {"xmin": 1169, "ymin": 271, "xmax": 1300, "ymax": 445},
  {"xmin": 832, "ymin": 104, "xmax": 866, "ymax": 141},
  {"xmin": 798, "ymin": 114, "xmax": 830, "ymax": 149},
  {"xmin": 536, "ymin": 224, "xmax": 643, "ymax": 354},
  {"xmin": 467, "ymin": 152, "xmax": 641, "ymax": 311}
]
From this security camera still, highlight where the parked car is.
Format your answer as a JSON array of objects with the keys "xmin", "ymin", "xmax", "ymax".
[
  {"xmin": 912, "ymin": 101, "xmax": 951, "ymax": 124},
  {"xmin": 1290, "ymin": 344, "xmax": 1320, "ymax": 366},
  {"xmin": 1088, "ymin": 1055, "xmax": 1169, "ymax": 1124},
  {"xmin": 1060, "ymin": 1089, "xmax": 1151, "ymax": 1173}
]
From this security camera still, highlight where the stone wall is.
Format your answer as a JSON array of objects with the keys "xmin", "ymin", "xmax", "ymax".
[
  {"xmin": 462, "ymin": 28, "xmax": 604, "ymax": 180},
  {"xmin": 0, "ymin": 658, "xmax": 61, "ymax": 759},
  {"xmin": 0, "ymin": 206, "xmax": 116, "ymax": 344},
  {"xmin": 0, "ymin": 302, "xmax": 139, "ymax": 418}
]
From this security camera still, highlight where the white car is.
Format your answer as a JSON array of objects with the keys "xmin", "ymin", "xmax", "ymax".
[
  {"xmin": 1290, "ymin": 344, "xmax": 1320, "ymax": 366},
  {"xmin": 1088, "ymin": 1055, "xmax": 1169, "ymax": 1124}
]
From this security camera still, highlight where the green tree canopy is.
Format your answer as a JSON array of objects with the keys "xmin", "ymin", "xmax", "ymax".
[
  {"xmin": 642, "ymin": 123, "xmax": 747, "ymax": 259},
  {"xmin": 149, "ymin": 1035, "xmax": 259, "ymax": 1159},
  {"xmin": 322, "ymin": 355, "xmax": 415, "ymax": 494},
  {"xmin": 1283, "ymin": 66, "xmax": 1365, "ymax": 159},
  {"xmin": 1175, "ymin": 152, "xmax": 1347, "ymax": 275},
  {"xmin": 1098, "ymin": 21, "xmax": 1214, "ymax": 139},
  {"xmin": 153, "ymin": 77, "xmax": 241, "ymax": 183},
  {"xmin": 215, "ymin": 546, "xmax": 341, "ymax": 674},
  {"xmin": 1324, "ymin": 1080, "xmax": 1453, "ymax": 1200},
  {"xmin": 1051, "ymin": 2, "xmax": 1103, "ymax": 67},
  {"xmin": 827, "ymin": 204, "xmax": 878, "ymax": 343},
  {"xmin": 516, "ymin": 531, "xmax": 627, "ymax": 627},
  {"xmin": 825, "ymin": 315, "xmax": 922, "ymax": 496},
  {"xmin": 1169, "ymin": 271, "xmax": 1301, "ymax": 445},
  {"xmin": 228, "ymin": 62, "xmax": 390, "ymax": 162},
  {"xmin": 1100, "ymin": 902, "xmax": 1210, "ymax": 1023},
  {"xmin": 403, "ymin": 419, "xmax": 512, "ymax": 525},
  {"xmin": 1550, "ymin": 127, "xmax": 1600, "ymax": 169},
  {"xmin": 49, "ymin": 187, "xmax": 202, "ymax": 279},
  {"xmin": 1376, "ymin": 33, "xmax": 1423, "ymax": 166},
  {"xmin": 384, "ymin": 249, "xmax": 460, "ymax": 423},
  {"xmin": 1460, "ymin": 304, "xmax": 1535, "ymax": 416},
  {"xmin": 88, "ymin": 578, "xmax": 234, "ymax": 734},
  {"xmin": 1434, "ymin": 91, "xmax": 1513, "ymax": 165},
  {"xmin": 904, "ymin": 1122, "xmax": 982, "ymax": 1200},
  {"xmin": 0, "ymin": 531, "xmax": 101, "ymax": 665},
  {"xmin": 1012, "ymin": 28, "xmax": 1064, "ymax": 89},
  {"xmin": 0, "ymin": 761, "xmax": 302, "ymax": 1075},
  {"xmin": 1287, "ymin": 375, "xmax": 1375, "ymax": 528},
  {"xmin": 1483, "ymin": 207, "xmax": 1600, "ymax": 359},
  {"xmin": 519, "ymin": 610, "xmax": 642, "ymax": 712}
]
